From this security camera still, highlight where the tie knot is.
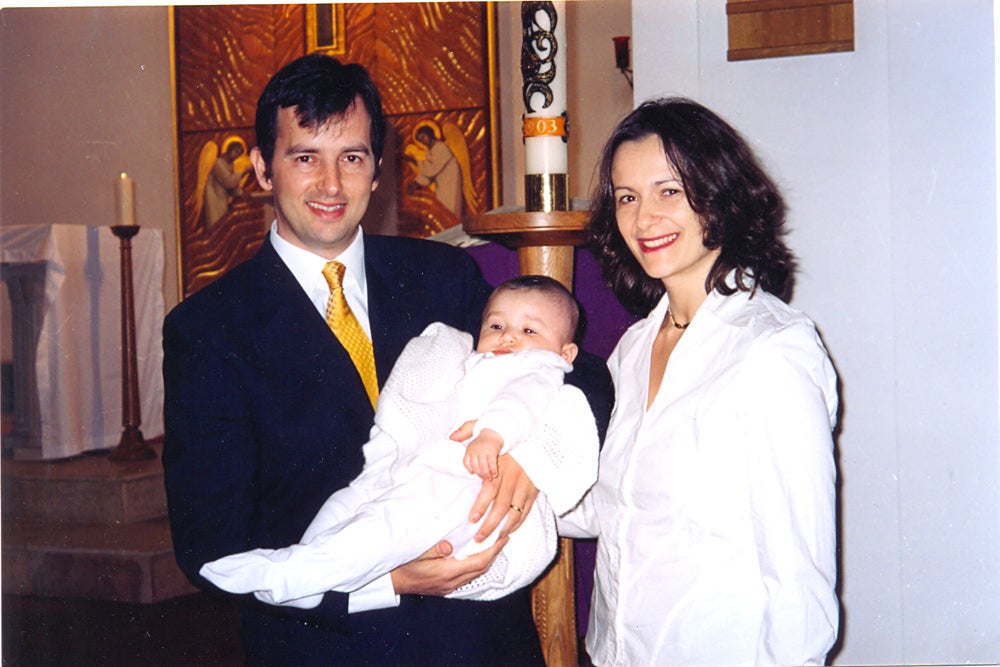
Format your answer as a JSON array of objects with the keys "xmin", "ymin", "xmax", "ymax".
[{"xmin": 322, "ymin": 261, "xmax": 346, "ymax": 292}]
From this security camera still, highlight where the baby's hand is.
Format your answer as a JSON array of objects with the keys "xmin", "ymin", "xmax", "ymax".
[{"xmin": 463, "ymin": 428, "xmax": 504, "ymax": 480}]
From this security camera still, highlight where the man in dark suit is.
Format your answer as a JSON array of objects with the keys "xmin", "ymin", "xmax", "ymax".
[{"xmin": 163, "ymin": 54, "xmax": 611, "ymax": 666}]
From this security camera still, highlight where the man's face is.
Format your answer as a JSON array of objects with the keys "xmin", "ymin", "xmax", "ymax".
[{"xmin": 251, "ymin": 98, "xmax": 380, "ymax": 259}]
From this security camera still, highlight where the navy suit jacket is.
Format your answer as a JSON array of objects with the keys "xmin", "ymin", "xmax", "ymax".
[{"xmin": 163, "ymin": 234, "xmax": 612, "ymax": 666}]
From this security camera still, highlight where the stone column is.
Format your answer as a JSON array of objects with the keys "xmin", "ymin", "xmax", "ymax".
[{"xmin": 1, "ymin": 262, "xmax": 47, "ymax": 459}]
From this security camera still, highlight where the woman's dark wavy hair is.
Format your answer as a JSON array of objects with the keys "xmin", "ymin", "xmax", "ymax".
[
  {"xmin": 588, "ymin": 97, "xmax": 795, "ymax": 317},
  {"xmin": 255, "ymin": 53, "xmax": 385, "ymax": 180}
]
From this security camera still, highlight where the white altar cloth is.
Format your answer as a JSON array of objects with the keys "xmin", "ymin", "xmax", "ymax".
[{"xmin": 1, "ymin": 224, "xmax": 164, "ymax": 460}]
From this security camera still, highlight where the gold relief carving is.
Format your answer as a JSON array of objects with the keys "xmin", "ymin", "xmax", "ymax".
[
  {"xmin": 174, "ymin": 3, "xmax": 497, "ymax": 296},
  {"xmin": 394, "ymin": 109, "xmax": 490, "ymax": 238},
  {"xmin": 340, "ymin": 3, "xmax": 376, "ymax": 69},
  {"xmin": 175, "ymin": 5, "xmax": 303, "ymax": 295},
  {"xmin": 374, "ymin": 3, "xmax": 488, "ymax": 114},
  {"xmin": 196, "ymin": 135, "xmax": 254, "ymax": 231},
  {"xmin": 178, "ymin": 130, "xmax": 267, "ymax": 297},
  {"xmin": 176, "ymin": 5, "xmax": 286, "ymax": 131}
]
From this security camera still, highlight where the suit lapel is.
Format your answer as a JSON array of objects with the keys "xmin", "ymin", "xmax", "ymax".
[
  {"xmin": 364, "ymin": 239, "xmax": 414, "ymax": 386},
  {"xmin": 251, "ymin": 238, "xmax": 374, "ymax": 419}
]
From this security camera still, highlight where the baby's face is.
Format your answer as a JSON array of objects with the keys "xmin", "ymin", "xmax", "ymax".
[{"xmin": 477, "ymin": 290, "xmax": 578, "ymax": 363}]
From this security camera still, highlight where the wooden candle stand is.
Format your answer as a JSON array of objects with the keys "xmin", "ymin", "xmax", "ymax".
[
  {"xmin": 465, "ymin": 209, "xmax": 588, "ymax": 285},
  {"xmin": 465, "ymin": 208, "xmax": 588, "ymax": 667},
  {"xmin": 108, "ymin": 224, "xmax": 156, "ymax": 462}
]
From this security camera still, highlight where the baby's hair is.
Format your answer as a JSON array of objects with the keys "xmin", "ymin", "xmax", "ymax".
[{"xmin": 488, "ymin": 275, "xmax": 581, "ymax": 342}]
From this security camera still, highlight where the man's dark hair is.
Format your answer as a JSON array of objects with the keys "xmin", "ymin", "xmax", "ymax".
[{"xmin": 254, "ymin": 53, "xmax": 386, "ymax": 180}]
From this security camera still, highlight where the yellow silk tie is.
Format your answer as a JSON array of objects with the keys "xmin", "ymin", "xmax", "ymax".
[{"xmin": 322, "ymin": 261, "xmax": 378, "ymax": 409}]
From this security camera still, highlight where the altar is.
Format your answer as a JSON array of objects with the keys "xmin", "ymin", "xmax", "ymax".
[{"xmin": 1, "ymin": 224, "xmax": 164, "ymax": 460}]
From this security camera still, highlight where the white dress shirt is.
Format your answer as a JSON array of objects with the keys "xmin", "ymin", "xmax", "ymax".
[
  {"xmin": 270, "ymin": 222, "xmax": 371, "ymax": 336},
  {"xmin": 560, "ymin": 287, "xmax": 839, "ymax": 666}
]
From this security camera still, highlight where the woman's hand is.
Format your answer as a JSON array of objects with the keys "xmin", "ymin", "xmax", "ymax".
[
  {"xmin": 473, "ymin": 455, "xmax": 538, "ymax": 540},
  {"xmin": 450, "ymin": 420, "xmax": 539, "ymax": 542},
  {"xmin": 390, "ymin": 536, "xmax": 509, "ymax": 596}
]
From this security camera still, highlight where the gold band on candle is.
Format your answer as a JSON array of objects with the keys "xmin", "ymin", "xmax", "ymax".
[
  {"xmin": 525, "ymin": 173, "xmax": 568, "ymax": 212},
  {"xmin": 523, "ymin": 116, "xmax": 568, "ymax": 139}
]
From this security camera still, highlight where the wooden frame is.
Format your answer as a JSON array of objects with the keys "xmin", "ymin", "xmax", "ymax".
[
  {"xmin": 306, "ymin": 4, "xmax": 345, "ymax": 55},
  {"xmin": 727, "ymin": 0, "xmax": 854, "ymax": 61}
]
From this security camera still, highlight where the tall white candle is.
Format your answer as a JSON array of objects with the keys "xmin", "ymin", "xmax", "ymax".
[
  {"xmin": 522, "ymin": 1, "xmax": 568, "ymax": 177},
  {"xmin": 116, "ymin": 172, "xmax": 136, "ymax": 226}
]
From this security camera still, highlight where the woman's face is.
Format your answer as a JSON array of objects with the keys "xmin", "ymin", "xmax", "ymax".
[{"xmin": 612, "ymin": 134, "xmax": 720, "ymax": 292}]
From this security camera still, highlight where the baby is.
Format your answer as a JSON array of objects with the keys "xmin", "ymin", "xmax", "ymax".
[{"xmin": 200, "ymin": 275, "xmax": 599, "ymax": 606}]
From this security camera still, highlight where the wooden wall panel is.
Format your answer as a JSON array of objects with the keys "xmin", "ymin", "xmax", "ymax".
[
  {"xmin": 176, "ymin": 5, "xmax": 304, "ymax": 132},
  {"xmin": 374, "ymin": 3, "xmax": 489, "ymax": 114},
  {"xmin": 340, "ymin": 3, "xmax": 377, "ymax": 71},
  {"xmin": 175, "ymin": 4, "xmax": 305, "ymax": 296}
]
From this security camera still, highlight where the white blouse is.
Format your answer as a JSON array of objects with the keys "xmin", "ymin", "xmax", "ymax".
[{"xmin": 560, "ymin": 288, "xmax": 839, "ymax": 666}]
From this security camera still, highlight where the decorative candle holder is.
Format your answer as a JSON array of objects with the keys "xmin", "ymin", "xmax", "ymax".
[{"xmin": 108, "ymin": 224, "xmax": 156, "ymax": 461}]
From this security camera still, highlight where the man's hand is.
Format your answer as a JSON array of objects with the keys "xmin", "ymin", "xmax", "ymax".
[{"xmin": 390, "ymin": 537, "xmax": 509, "ymax": 596}]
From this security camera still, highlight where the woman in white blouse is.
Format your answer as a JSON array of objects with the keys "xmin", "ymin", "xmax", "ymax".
[{"xmin": 561, "ymin": 98, "xmax": 840, "ymax": 666}]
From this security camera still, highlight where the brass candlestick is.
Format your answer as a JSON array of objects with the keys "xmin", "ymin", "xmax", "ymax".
[{"xmin": 108, "ymin": 224, "xmax": 155, "ymax": 461}]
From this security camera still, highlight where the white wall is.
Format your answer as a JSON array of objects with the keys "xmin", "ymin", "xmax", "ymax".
[
  {"xmin": 633, "ymin": 0, "xmax": 999, "ymax": 663},
  {"xmin": 0, "ymin": 6, "xmax": 179, "ymax": 310}
]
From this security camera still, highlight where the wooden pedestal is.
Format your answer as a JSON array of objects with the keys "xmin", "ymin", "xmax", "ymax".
[{"xmin": 465, "ymin": 209, "xmax": 589, "ymax": 667}]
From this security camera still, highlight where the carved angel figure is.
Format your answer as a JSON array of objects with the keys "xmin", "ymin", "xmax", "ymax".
[
  {"xmin": 403, "ymin": 120, "xmax": 475, "ymax": 220},
  {"xmin": 196, "ymin": 135, "xmax": 253, "ymax": 230}
]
